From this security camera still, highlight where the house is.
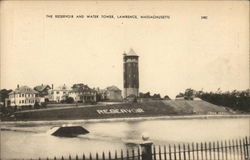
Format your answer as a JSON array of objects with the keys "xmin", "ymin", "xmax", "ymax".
[
  {"xmin": 34, "ymin": 84, "xmax": 51, "ymax": 102},
  {"xmin": 8, "ymin": 85, "xmax": 38, "ymax": 108},
  {"xmin": 69, "ymin": 84, "xmax": 96, "ymax": 103},
  {"xmin": 175, "ymin": 95, "xmax": 185, "ymax": 100},
  {"xmin": 105, "ymin": 86, "xmax": 122, "ymax": 101},
  {"xmin": 34, "ymin": 84, "xmax": 51, "ymax": 97},
  {"xmin": 48, "ymin": 84, "xmax": 69, "ymax": 103}
]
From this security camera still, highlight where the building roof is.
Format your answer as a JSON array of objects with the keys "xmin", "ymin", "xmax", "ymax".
[
  {"xmin": 124, "ymin": 48, "xmax": 138, "ymax": 57},
  {"xmin": 127, "ymin": 48, "xmax": 137, "ymax": 56},
  {"xmin": 9, "ymin": 86, "xmax": 38, "ymax": 95},
  {"xmin": 106, "ymin": 86, "xmax": 121, "ymax": 91},
  {"xmin": 34, "ymin": 85, "xmax": 51, "ymax": 92},
  {"xmin": 70, "ymin": 84, "xmax": 96, "ymax": 93},
  {"xmin": 53, "ymin": 84, "xmax": 69, "ymax": 91}
]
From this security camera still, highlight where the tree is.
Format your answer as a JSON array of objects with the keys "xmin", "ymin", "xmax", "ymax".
[
  {"xmin": 197, "ymin": 89, "xmax": 250, "ymax": 112},
  {"xmin": 176, "ymin": 92, "xmax": 184, "ymax": 98},
  {"xmin": 139, "ymin": 92, "xmax": 151, "ymax": 98},
  {"xmin": 0, "ymin": 89, "xmax": 12, "ymax": 106},
  {"xmin": 60, "ymin": 96, "xmax": 74, "ymax": 104},
  {"xmin": 164, "ymin": 95, "xmax": 171, "ymax": 100},
  {"xmin": 184, "ymin": 88, "xmax": 195, "ymax": 100},
  {"xmin": 152, "ymin": 94, "xmax": 161, "ymax": 99},
  {"xmin": 65, "ymin": 97, "xmax": 74, "ymax": 103}
]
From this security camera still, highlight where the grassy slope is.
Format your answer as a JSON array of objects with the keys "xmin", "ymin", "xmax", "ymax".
[
  {"xmin": 162, "ymin": 100, "xmax": 228, "ymax": 114},
  {"xmin": 14, "ymin": 100, "xmax": 230, "ymax": 121}
]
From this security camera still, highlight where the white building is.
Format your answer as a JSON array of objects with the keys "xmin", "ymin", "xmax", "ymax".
[
  {"xmin": 8, "ymin": 85, "xmax": 38, "ymax": 108},
  {"xmin": 48, "ymin": 84, "xmax": 69, "ymax": 102}
]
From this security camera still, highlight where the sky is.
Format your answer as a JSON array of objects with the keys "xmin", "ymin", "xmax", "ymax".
[{"xmin": 1, "ymin": 1, "xmax": 249, "ymax": 98}]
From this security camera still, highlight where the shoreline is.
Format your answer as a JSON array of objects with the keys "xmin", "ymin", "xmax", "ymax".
[{"xmin": 1, "ymin": 114, "xmax": 249, "ymax": 124}]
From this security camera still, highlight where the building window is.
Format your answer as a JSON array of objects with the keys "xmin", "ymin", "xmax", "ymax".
[
  {"xmin": 22, "ymin": 100, "xmax": 24, "ymax": 103},
  {"xmin": 57, "ymin": 91, "xmax": 60, "ymax": 94}
]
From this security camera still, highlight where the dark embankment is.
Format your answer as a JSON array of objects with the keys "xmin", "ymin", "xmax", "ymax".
[{"xmin": 13, "ymin": 100, "xmax": 231, "ymax": 121}]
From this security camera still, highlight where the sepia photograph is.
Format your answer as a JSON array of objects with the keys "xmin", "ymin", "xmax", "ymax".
[{"xmin": 0, "ymin": 1, "xmax": 249, "ymax": 160}]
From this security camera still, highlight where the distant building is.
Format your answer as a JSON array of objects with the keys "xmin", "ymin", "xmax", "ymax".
[
  {"xmin": 106, "ymin": 86, "xmax": 122, "ymax": 101},
  {"xmin": 48, "ymin": 84, "xmax": 69, "ymax": 103},
  {"xmin": 193, "ymin": 97, "xmax": 201, "ymax": 101},
  {"xmin": 8, "ymin": 85, "xmax": 38, "ymax": 108},
  {"xmin": 175, "ymin": 97, "xmax": 185, "ymax": 100},
  {"xmin": 34, "ymin": 84, "xmax": 51, "ymax": 102},
  {"xmin": 68, "ymin": 84, "xmax": 96, "ymax": 103},
  {"xmin": 123, "ymin": 48, "xmax": 139, "ymax": 98},
  {"xmin": 95, "ymin": 88, "xmax": 107, "ymax": 101}
]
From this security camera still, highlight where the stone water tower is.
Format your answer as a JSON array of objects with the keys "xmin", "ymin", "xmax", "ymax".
[{"xmin": 123, "ymin": 48, "xmax": 139, "ymax": 98}]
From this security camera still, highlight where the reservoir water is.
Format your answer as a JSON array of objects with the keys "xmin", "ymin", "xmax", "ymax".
[{"xmin": 1, "ymin": 117, "xmax": 249, "ymax": 159}]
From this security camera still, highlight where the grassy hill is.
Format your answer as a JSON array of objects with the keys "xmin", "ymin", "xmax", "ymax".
[
  {"xmin": 162, "ymin": 100, "xmax": 228, "ymax": 114},
  {"xmin": 12, "ymin": 100, "xmax": 231, "ymax": 121}
]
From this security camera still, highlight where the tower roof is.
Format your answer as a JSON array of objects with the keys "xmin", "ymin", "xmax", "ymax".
[{"xmin": 127, "ymin": 48, "xmax": 138, "ymax": 56}]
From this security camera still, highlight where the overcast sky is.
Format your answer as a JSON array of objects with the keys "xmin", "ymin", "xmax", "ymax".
[{"xmin": 1, "ymin": 1, "xmax": 249, "ymax": 98}]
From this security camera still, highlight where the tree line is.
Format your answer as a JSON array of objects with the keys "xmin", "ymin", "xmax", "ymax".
[{"xmin": 177, "ymin": 88, "xmax": 250, "ymax": 112}]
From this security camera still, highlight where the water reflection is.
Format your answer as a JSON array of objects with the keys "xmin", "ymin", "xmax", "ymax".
[{"xmin": 1, "ymin": 117, "xmax": 249, "ymax": 159}]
